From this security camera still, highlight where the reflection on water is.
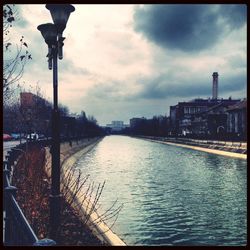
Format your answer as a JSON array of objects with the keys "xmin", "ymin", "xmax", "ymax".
[{"xmin": 76, "ymin": 135, "xmax": 247, "ymax": 246}]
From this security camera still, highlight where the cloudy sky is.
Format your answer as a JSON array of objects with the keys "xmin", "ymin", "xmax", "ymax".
[{"xmin": 7, "ymin": 4, "xmax": 247, "ymax": 125}]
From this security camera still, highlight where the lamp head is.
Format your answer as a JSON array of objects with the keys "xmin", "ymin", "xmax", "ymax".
[
  {"xmin": 37, "ymin": 23, "xmax": 57, "ymax": 46},
  {"xmin": 46, "ymin": 4, "xmax": 75, "ymax": 34}
]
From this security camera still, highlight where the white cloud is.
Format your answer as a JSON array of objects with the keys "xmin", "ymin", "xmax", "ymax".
[{"xmin": 5, "ymin": 4, "xmax": 246, "ymax": 126}]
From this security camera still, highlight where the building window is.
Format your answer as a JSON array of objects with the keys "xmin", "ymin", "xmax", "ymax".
[
  {"xmin": 234, "ymin": 113, "xmax": 238, "ymax": 133},
  {"xmin": 184, "ymin": 107, "xmax": 189, "ymax": 114}
]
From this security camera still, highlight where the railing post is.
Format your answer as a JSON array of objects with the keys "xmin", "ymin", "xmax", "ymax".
[
  {"xmin": 3, "ymin": 169, "xmax": 10, "ymax": 187},
  {"xmin": 7, "ymin": 151, "xmax": 15, "ymax": 165},
  {"xmin": 10, "ymin": 149, "xmax": 15, "ymax": 159},
  {"xmin": 3, "ymin": 169, "xmax": 11, "ymax": 213},
  {"xmin": 3, "ymin": 160, "xmax": 8, "ymax": 171},
  {"xmin": 5, "ymin": 154, "xmax": 10, "ymax": 162},
  {"xmin": 4, "ymin": 186, "xmax": 18, "ymax": 245},
  {"xmin": 6, "ymin": 156, "xmax": 12, "ymax": 173},
  {"xmin": 7, "ymin": 151, "xmax": 14, "ymax": 165}
]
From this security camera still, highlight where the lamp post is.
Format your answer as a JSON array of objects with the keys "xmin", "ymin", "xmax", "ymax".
[{"xmin": 37, "ymin": 4, "xmax": 75, "ymax": 241}]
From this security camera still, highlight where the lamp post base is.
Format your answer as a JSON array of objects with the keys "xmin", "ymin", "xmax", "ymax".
[{"xmin": 49, "ymin": 194, "xmax": 62, "ymax": 242}]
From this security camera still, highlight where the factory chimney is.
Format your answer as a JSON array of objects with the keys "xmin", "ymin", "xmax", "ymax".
[{"xmin": 212, "ymin": 72, "xmax": 218, "ymax": 99}]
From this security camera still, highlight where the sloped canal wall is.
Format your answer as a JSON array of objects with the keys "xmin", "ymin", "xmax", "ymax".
[{"xmin": 44, "ymin": 137, "xmax": 126, "ymax": 246}]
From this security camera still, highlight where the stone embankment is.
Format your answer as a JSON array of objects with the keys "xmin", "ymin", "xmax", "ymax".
[
  {"xmin": 44, "ymin": 137, "xmax": 126, "ymax": 246},
  {"xmin": 135, "ymin": 136, "xmax": 247, "ymax": 160}
]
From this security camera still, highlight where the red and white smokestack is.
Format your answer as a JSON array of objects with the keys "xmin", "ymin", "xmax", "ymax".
[{"xmin": 212, "ymin": 72, "xmax": 219, "ymax": 99}]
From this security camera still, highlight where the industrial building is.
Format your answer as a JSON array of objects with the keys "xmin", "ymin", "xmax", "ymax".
[{"xmin": 169, "ymin": 73, "xmax": 241, "ymax": 137}]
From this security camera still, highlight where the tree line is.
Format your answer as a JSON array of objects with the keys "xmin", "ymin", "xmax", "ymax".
[
  {"xmin": 121, "ymin": 116, "xmax": 170, "ymax": 137},
  {"xmin": 3, "ymin": 89, "xmax": 104, "ymax": 138},
  {"xmin": 3, "ymin": 5, "xmax": 103, "ymax": 139}
]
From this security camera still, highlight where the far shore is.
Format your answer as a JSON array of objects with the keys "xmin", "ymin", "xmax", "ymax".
[{"xmin": 134, "ymin": 136, "xmax": 247, "ymax": 160}]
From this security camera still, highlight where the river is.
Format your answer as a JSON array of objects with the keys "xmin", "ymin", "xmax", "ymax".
[{"xmin": 75, "ymin": 135, "xmax": 247, "ymax": 246}]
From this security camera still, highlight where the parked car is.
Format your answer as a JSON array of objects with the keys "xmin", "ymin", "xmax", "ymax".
[
  {"xmin": 11, "ymin": 133, "xmax": 21, "ymax": 140},
  {"xmin": 26, "ymin": 133, "xmax": 39, "ymax": 141},
  {"xmin": 38, "ymin": 134, "xmax": 46, "ymax": 140},
  {"xmin": 3, "ymin": 134, "xmax": 12, "ymax": 141}
]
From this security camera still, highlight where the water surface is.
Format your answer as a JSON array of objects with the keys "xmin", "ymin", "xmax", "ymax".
[{"xmin": 76, "ymin": 135, "xmax": 247, "ymax": 246}]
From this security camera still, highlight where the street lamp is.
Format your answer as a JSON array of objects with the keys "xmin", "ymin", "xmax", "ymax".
[{"xmin": 37, "ymin": 4, "xmax": 75, "ymax": 242}]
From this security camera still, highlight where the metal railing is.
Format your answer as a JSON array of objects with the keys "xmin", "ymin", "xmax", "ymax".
[
  {"xmin": 3, "ymin": 143, "xmax": 56, "ymax": 246},
  {"xmin": 3, "ymin": 135, "xmax": 99, "ymax": 245}
]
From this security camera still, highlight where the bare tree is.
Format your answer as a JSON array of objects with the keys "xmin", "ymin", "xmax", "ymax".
[
  {"xmin": 60, "ymin": 163, "xmax": 123, "ymax": 238},
  {"xmin": 3, "ymin": 81, "xmax": 53, "ymax": 136},
  {"xmin": 3, "ymin": 4, "xmax": 32, "ymax": 105}
]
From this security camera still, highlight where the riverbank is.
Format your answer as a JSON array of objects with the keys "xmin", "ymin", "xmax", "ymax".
[
  {"xmin": 12, "ymin": 137, "xmax": 107, "ymax": 245},
  {"xmin": 58, "ymin": 140, "xmax": 126, "ymax": 246},
  {"xmin": 134, "ymin": 136, "xmax": 247, "ymax": 160},
  {"xmin": 44, "ymin": 136, "xmax": 126, "ymax": 246}
]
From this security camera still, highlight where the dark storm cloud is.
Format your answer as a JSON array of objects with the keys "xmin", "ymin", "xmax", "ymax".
[
  {"xmin": 137, "ymin": 76, "xmax": 211, "ymax": 99},
  {"xmin": 220, "ymin": 74, "xmax": 247, "ymax": 95},
  {"xmin": 135, "ymin": 73, "xmax": 246, "ymax": 100},
  {"xmin": 133, "ymin": 4, "xmax": 246, "ymax": 52},
  {"xmin": 220, "ymin": 4, "xmax": 247, "ymax": 29},
  {"xmin": 86, "ymin": 71, "xmax": 246, "ymax": 102}
]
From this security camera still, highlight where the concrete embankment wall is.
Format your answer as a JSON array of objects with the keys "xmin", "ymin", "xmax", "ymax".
[
  {"xmin": 44, "ymin": 137, "xmax": 126, "ymax": 246},
  {"xmin": 135, "ymin": 136, "xmax": 247, "ymax": 160}
]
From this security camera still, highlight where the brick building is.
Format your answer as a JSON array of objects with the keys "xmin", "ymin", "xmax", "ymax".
[
  {"xmin": 227, "ymin": 99, "xmax": 247, "ymax": 140},
  {"xmin": 170, "ymin": 98, "xmax": 240, "ymax": 135}
]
